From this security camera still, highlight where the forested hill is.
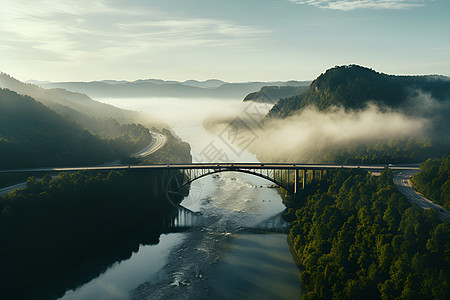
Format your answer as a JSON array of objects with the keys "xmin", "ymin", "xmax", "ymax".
[
  {"xmin": 0, "ymin": 89, "xmax": 151, "ymax": 169},
  {"xmin": 267, "ymin": 65, "xmax": 450, "ymax": 119},
  {"xmin": 243, "ymin": 85, "xmax": 310, "ymax": 104},
  {"xmin": 0, "ymin": 72, "xmax": 136, "ymax": 120},
  {"xmin": 0, "ymin": 72, "xmax": 159, "ymax": 155},
  {"xmin": 0, "ymin": 72, "xmax": 137, "ymax": 133}
]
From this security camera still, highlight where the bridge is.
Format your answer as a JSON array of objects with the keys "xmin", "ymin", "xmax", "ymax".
[{"xmin": 0, "ymin": 163, "xmax": 419, "ymax": 196}]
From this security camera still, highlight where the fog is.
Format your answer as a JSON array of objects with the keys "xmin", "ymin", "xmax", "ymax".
[
  {"xmin": 97, "ymin": 95, "xmax": 439, "ymax": 163},
  {"xmin": 96, "ymin": 97, "xmax": 260, "ymax": 162},
  {"xmin": 406, "ymin": 89, "xmax": 450, "ymax": 116},
  {"xmin": 96, "ymin": 97, "xmax": 242, "ymax": 128},
  {"xmin": 204, "ymin": 102, "xmax": 429, "ymax": 162}
]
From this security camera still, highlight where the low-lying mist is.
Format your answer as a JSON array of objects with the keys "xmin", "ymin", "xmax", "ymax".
[
  {"xmin": 204, "ymin": 102, "xmax": 431, "ymax": 163},
  {"xmin": 97, "ymin": 97, "xmax": 242, "ymax": 128}
]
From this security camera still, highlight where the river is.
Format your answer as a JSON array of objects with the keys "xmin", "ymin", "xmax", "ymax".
[{"xmin": 58, "ymin": 97, "xmax": 301, "ymax": 300}]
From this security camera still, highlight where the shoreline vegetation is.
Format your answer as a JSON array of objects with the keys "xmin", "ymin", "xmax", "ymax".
[
  {"xmin": 0, "ymin": 170, "xmax": 188, "ymax": 300},
  {"xmin": 284, "ymin": 168, "xmax": 449, "ymax": 299}
]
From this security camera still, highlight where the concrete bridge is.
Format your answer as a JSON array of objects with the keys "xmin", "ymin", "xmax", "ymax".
[{"xmin": 0, "ymin": 163, "xmax": 419, "ymax": 196}]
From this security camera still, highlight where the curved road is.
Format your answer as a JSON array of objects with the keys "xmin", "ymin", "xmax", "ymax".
[
  {"xmin": 0, "ymin": 131, "xmax": 167, "ymax": 196},
  {"xmin": 0, "ymin": 182, "xmax": 28, "ymax": 197},
  {"xmin": 131, "ymin": 132, "xmax": 167, "ymax": 158},
  {"xmin": 393, "ymin": 170, "xmax": 450, "ymax": 220}
]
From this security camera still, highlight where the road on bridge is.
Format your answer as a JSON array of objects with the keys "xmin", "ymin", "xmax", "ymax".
[
  {"xmin": 393, "ymin": 170, "xmax": 450, "ymax": 220},
  {"xmin": 0, "ymin": 163, "xmax": 420, "ymax": 175},
  {"xmin": 2, "ymin": 161, "xmax": 448, "ymax": 221}
]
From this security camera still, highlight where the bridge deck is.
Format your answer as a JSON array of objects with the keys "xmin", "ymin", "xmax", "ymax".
[{"xmin": 0, "ymin": 163, "xmax": 420, "ymax": 174}]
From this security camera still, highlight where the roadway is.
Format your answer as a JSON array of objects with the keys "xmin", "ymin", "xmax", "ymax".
[
  {"xmin": 0, "ymin": 131, "xmax": 167, "ymax": 196},
  {"xmin": 2, "ymin": 160, "xmax": 448, "ymax": 220},
  {"xmin": 0, "ymin": 163, "xmax": 420, "ymax": 174},
  {"xmin": 393, "ymin": 170, "xmax": 450, "ymax": 220},
  {"xmin": 0, "ymin": 163, "xmax": 417, "ymax": 196},
  {"xmin": 131, "ymin": 132, "xmax": 167, "ymax": 158},
  {"xmin": 0, "ymin": 182, "xmax": 27, "ymax": 197}
]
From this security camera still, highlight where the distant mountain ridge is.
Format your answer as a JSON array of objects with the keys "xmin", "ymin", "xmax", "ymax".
[
  {"xmin": 32, "ymin": 78, "xmax": 310, "ymax": 99},
  {"xmin": 243, "ymin": 85, "xmax": 310, "ymax": 104},
  {"xmin": 0, "ymin": 72, "xmax": 136, "ymax": 123},
  {"xmin": 267, "ymin": 65, "xmax": 450, "ymax": 119}
]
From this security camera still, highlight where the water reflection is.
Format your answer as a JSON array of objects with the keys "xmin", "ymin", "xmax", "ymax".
[
  {"xmin": 56, "ymin": 206, "xmax": 200, "ymax": 300},
  {"xmin": 59, "ymin": 234, "xmax": 185, "ymax": 300},
  {"xmin": 163, "ymin": 205, "xmax": 290, "ymax": 234},
  {"xmin": 243, "ymin": 213, "xmax": 290, "ymax": 233},
  {"xmin": 208, "ymin": 234, "xmax": 301, "ymax": 300},
  {"xmin": 162, "ymin": 206, "xmax": 202, "ymax": 232}
]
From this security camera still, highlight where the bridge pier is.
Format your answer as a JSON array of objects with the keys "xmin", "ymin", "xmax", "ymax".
[
  {"xmin": 160, "ymin": 169, "xmax": 166, "ymax": 195},
  {"xmin": 302, "ymin": 169, "xmax": 306, "ymax": 190},
  {"xmin": 152, "ymin": 171, "xmax": 159, "ymax": 196}
]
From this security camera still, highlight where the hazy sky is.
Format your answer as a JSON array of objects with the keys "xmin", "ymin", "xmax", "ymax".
[{"xmin": 1, "ymin": 0, "xmax": 449, "ymax": 82}]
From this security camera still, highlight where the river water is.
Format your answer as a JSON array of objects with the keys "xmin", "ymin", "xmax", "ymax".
[{"xmin": 58, "ymin": 97, "xmax": 301, "ymax": 300}]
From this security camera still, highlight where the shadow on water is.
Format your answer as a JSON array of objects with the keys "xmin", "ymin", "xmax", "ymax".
[
  {"xmin": 241, "ymin": 213, "xmax": 290, "ymax": 234},
  {"xmin": 30, "ymin": 206, "xmax": 199, "ymax": 300},
  {"xmin": 164, "ymin": 206, "xmax": 289, "ymax": 234},
  {"xmin": 162, "ymin": 205, "xmax": 203, "ymax": 233}
]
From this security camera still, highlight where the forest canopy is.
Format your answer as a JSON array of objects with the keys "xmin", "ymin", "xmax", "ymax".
[
  {"xmin": 286, "ymin": 169, "xmax": 449, "ymax": 299},
  {"xmin": 412, "ymin": 156, "xmax": 450, "ymax": 210}
]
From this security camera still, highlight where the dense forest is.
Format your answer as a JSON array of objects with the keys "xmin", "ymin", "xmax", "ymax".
[
  {"xmin": 299, "ymin": 137, "xmax": 437, "ymax": 165},
  {"xmin": 0, "ymin": 88, "xmax": 152, "ymax": 169},
  {"xmin": 412, "ymin": 156, "xmax": 450, "ymax": 210},
  {"xmin": 0, "ymin": 170, "xmax": 181, "ymax": 300},
  {"xmin": 284, "ymin": 169, "xmax": 449, "ymax": 299}
]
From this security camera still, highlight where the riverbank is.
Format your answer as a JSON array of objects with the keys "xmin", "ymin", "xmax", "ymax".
[{"xmin": 0, "ymin": 170, "xmax": 186, "ymax": 300}]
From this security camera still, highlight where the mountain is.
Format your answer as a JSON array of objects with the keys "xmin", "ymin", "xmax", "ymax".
[
  {"xmin": 34, "ymin": 79, "xmax": 309, "ymax": 99},
  {"xmin": 254, "ymin": 65, "xmax": 450, "ymax": 163},
  {"xmin": 243, "ymin": 85, "xmax": 310, "ymax": 104},
  {"xmin": 0, "ymin": 88, "xmax": 149, "ymax": 169},
  {"xmin": 0, "ymin": 72, "xmax": 136, "ymax": 124},
  {"xmin": 183, "ymin": 79, "xmax": 226, "ymax": 89},
  {"xmin": 0, "ymin": 72, "xmax": 160, "ymax": 142},
  {"xmin": 267, "ymin": 65, "xmax": 450, "ymax": 119}
]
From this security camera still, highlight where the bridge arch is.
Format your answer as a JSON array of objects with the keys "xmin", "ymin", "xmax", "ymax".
[{"xmin": 172, "ymin": 168, "xmax": 294, "ymax": 195}]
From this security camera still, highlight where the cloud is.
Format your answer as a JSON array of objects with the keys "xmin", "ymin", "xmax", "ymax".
[
  {"xmin": 254, "ymin": 105, "xmax": 429, "ymax": 161},
  {"xmin": 0, "ymin": 0, "xmax": 268, "ymax": 64},
  {"xmin": 205, "ymin": 103, "xmax": 429, "ymax": 162},
  {"xmin": 289, "ymin": 0, "xmax": 429, "ymax": 11}
]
